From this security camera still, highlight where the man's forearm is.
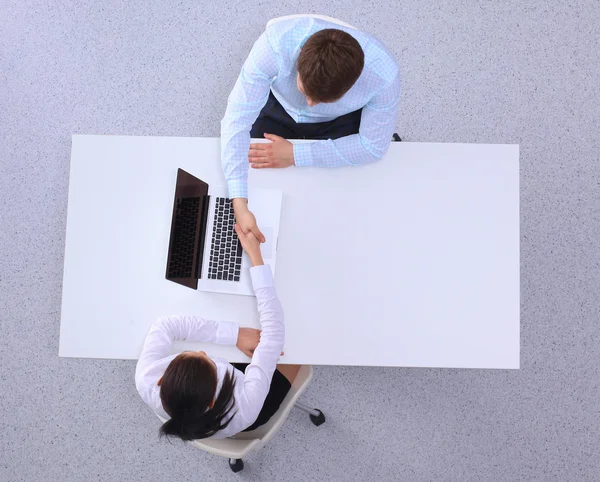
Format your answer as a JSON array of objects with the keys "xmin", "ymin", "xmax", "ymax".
[
  {"xmin": 221, "ymin": 30, "xmax": 278, "ymax": 198},
  {"xmin": 233, "ymin": 198, "xmax": 249, "ymax": 209},
  {"xmin": 293, "ymin": 134, "xmax": 385, "ymax": 168},
  {"xmin": 221, "ymin": 131, "xmax": 251, "ymax": 199}
]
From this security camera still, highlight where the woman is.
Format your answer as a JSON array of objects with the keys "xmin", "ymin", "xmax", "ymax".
[{"xmin": 135, "ymin": 224, "xmax": 299, "ymax": 440}]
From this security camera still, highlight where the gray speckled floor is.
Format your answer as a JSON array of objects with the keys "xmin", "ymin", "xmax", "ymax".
[{"xmin": 1, "ymin": 1, "xmax": 599, "ymax": 481}]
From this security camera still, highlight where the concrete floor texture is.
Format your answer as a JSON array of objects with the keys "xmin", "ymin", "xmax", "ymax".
[{"xmin": 1, "ymin": 1, "xmax": 599, "ymax": 480}]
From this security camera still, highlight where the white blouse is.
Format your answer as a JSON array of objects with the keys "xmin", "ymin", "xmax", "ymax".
[{"xmin": 135, "ymin": 265, "xmax": 285, "ymax": 439}]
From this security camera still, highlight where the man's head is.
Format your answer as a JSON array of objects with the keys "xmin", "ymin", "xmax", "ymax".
[{"xmin": 297, "ymin": 29, "xmax": 364, "ymax": 106}]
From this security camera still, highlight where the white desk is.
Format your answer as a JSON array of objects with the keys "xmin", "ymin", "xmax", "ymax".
[{"xmin": 60, "ymin": 136, "xmax": 520, "ymax": 369}]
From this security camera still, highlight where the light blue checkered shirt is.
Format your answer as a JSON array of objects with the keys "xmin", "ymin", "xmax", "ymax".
[{"xmin": 221, "ymin": 18, "xmax": 401, "ymax": 199}]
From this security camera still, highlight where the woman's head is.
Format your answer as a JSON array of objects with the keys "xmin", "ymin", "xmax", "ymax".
[{"xmin": 159, "ymin": 351, "xmax": 236, "ymax": 440}]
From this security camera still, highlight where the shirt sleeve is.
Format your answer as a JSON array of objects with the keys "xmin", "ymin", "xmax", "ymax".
[
  {"xmin": 293, "ymin": 71, "xmax": 401, "ymax": 168},
  {"xmin": 237, "ymin": 265, "xmax": 286, "ymax": 425},
  {"xmin": 135, "ymin": 315, "xmax": 239, "ymax": 407},
  {"xmin": 221, "ymin": 31, "xmax": 280, "ymax": 199}
]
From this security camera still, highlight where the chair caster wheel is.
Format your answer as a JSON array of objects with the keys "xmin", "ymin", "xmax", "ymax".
[
  {"xmin": 310, "ymin": 409, "xmax": 326, "ymax": 426},
  {"xmin": 229, "ymin": 458, "xmax": 244, "ymax": 473},
  {"xmin": 392, "ymin": 133, "xmax": 402, "ymax": 142}
]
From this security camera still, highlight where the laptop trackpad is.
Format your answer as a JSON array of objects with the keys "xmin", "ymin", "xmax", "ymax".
[{"xmin": 259, "ymin": 226, "xmax": 274, "ymax": 260}]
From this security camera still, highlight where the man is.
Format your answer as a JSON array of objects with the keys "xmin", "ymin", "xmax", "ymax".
[{"xmin": 221, "ymin": 17, "xmax": 401, "ymax": 241}]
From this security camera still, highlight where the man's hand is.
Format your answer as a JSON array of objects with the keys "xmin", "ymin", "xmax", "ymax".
[
  {"xmin": 236, "ymin": 327, "xmax": 284, "ymax": 358},
  {"xmin": 232, "ymin": 198, "xmax": 265, "ymax": 243},
  {"xmin": 249, "ymin": 133, "xmax": 294, "ymax": 169},
  {"xmin": 234, "ymin": 223, "xmax": 264, "ymax": 266}
]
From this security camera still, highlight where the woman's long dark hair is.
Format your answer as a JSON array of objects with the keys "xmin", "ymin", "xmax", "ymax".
[{"xmin": 159, "ymin": 353, "xmax": 236, "ymax": 440}]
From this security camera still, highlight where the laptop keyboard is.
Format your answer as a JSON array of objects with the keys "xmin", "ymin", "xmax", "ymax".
[
  {"xmin": 167, "ymin": 196, "xmax": 200, "ymax": 279},
  {"xmin": 208, "ymin": 198, "xmax": 243, "ymax": 281}
]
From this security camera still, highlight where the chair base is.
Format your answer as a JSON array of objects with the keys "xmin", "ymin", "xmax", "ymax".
[
  {"xmin": 294, "ymin": 402, "xmax": 326, "ymax": 426},
  {"xmin": 229, "ymin": 458, "xmax": 244, "ymax": 473},
  {"xmin": 309, "ymin": 410, "xmax": 326, "ymax": 426}
]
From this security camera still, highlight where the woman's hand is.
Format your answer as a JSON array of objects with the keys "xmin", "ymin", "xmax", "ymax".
[
  {"xmin": 236, "ymin": 327, "xmax": 283, "ymax": 357},
  {"xmin": 234, "ymin": 223, "xmax": 264, "ymax": 266}
]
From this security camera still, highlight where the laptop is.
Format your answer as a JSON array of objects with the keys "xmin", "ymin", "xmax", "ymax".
[{"xmin": 165, "ymin": 168, "xmax": 282, "ymax": 296}]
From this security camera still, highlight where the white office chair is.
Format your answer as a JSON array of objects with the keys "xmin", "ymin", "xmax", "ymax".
[
  {"xmin": 266, "ymin": 14, "xmax": 356, "ymax": 30},
  {"xmin": 156, "ymin": 365, "xmax": 325, "ymax": 473}
]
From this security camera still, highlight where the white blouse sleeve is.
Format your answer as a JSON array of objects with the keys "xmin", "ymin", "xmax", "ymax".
[{"xmin": 237, "ymin": 265, "xmax": 286, "ymax": 424}]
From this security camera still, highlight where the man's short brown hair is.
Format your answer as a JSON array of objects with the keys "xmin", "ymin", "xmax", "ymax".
[{"xmin": 297, "ymin": 29, "xmax": 365, "ymax": 103}]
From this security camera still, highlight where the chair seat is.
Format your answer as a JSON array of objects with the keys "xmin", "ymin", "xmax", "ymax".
[
  {"xmin": 189, "ymin": 437, "xmax": 259, "ymax": 459},
  {"xmin": 233, "ymin": 365, "xmax": 313, "ymax": 441},
  {"xmin": 156, "ymin": 365, "xmax": 314, "ymax": 460}
]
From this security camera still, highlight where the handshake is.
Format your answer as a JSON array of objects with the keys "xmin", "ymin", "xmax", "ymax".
[{"xmin": 233, "ymin": 198, "xmax": 265, "ymax": 268}]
